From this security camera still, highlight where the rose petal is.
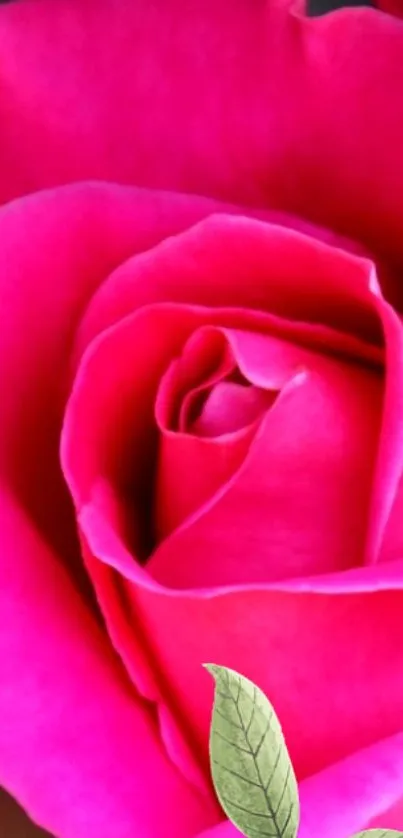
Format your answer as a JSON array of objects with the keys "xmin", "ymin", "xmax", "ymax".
[
  {"xmin": 74, "ymin": 506, "xmax": 403, "ymax": 786},
  {"xmin": 0, "ymin": 487, "xmax": 217, "ymax": 837},
  {"xmin": 155, "ymin": 327, "xmax": 236, "ymax": 435},
  {"xmin": 0, "ymin": 184, "xmax": 233, "ymax": 834},
  {"xmin": 154, "ymin": 327, "xmax": 272, "ymax": 540},
  {"xmin": 375, "ymin": 0, "xmax": 403, "ymax": 17},
  {"xmin": 65, "ymin": 292, "xmax": 373, "ymax": 551},
  {"xmin": 155, "ymin": 423, "xmax": 257, "ymax": 543},
  {"xmin": 298, "ymin": 734, "xmax": 403, "ymax": 838},
  {"xmin": 379, "ymin": 472, "xmax": 403, "ymax": 563},
  {"xmin": 197, "ymin": 733, "xmax": 403, "ymax": 838},
  {"xmin": 63, "ymin": 298, "xmax": 370, "ymax": 783},
  {"xmin": 130, "ymin": 583, "xmax": 403, "ymax": 781},
  {"xmin": 364, "ymin": 291, "xmax": 403, "ymax": 565},
  {"xmin": 70, "ymin": 217, "xmax": 403, "ymax": 572},
  {"xmin": 0, "ymin": 184, "xmax": 235, "ymax": 571},
  {"xmin": 191, "ymin": 382, "xmax": 272, "ymax": 437},
  {"xmin": 63, "ymin": 297, "xmax": 380, "ymax": 581},
  {"xmin": 150, "ymin": 328, "xmax": 382, "ymax": 588},
  {"xmin": 63, "ymin": 223, "xmax": 399, "ymax": 785},
  {"xmin": 0, "ymin": 0, "xmax": 403, "ymax": 283},
  {"xmin": 76, "ymin": 216, "xmax": 380, "ymax": 356}
]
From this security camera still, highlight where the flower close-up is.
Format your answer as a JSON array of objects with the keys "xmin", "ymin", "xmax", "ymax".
[{"xmin": 1, "ymin": 1, "xmax": 403, "ymax": 837}]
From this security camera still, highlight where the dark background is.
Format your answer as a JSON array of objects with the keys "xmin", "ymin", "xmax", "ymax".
[{"xmin": 308, "ymin": 0, "xmax": 374, "ymax": 14}]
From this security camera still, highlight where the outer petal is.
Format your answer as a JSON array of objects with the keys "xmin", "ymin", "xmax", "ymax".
[
  {"xmin": 197, "ymin": 733, "xmax": 403, "ymax": 838},
  {"xmin": 0, "ymin": 185, "xmax": 332, "ymax": 824},
  {"xmin": 76, "ymin": 215, "xmax": 380, "ymax": 353},
  {"xmin": 0, "ymin": 184, "xmax": 229, "ymax": 836},
  {"xmin": 0, "ymin": 184, "xmax": 237, "ymax": 568},
  {"xmin": 376, "ymin": 0, "xmax": 403, "ymax": 17},
  {"xmin": 104, "ymin": 567, "xmax": 403, "ymax": 781},
  {"xmin": 0, "ymin": 486, "xmax": 217, "ymax": 838},
  {"xmin": 298, "ymin": 735, "xmax": 403, "ymax": 838},
  {"xmin": 0, "ymin": 0, "xmax": 403, "ymax": 281}
]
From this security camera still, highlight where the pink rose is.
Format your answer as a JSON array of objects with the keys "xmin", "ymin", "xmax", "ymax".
[{"xmin": 1, "ymin": 2, "xmax": 403, "ymax": 837}]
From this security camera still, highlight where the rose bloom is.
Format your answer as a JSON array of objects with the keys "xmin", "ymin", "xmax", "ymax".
[{"xmin": 1, "ymin": 1, "xmax": 403, "ymax": 837}]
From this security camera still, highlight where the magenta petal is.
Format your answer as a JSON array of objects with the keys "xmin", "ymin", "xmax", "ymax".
[
  {"xmin": 76, "ymin": 216, "xmax": 379, "ymax": 355},
  {"xmin": 62, "ymin": 219, "xmax": 403, "ymax": 787},
  {"xmin": 376, "ymin": 0, "xmax": 403, "ymax": 17},
  {"xmin": 298, "ymin": 734, "xmax": 403, "ymax": 838},
  {"xmin": 191, "ymin": 382, "xmax": 272, "ymax": 437},
  {"xmin": 0, "ymin": 0, "xmax": 403, "ymax": 282},
  {"xmin": 0, "ymin": 184, "xmax": 235, "ymax": 835},
  {"xmin": 196, "ymin": 733, "xmax": 403, "ymax": 838},
  {"xmin": 365, "ymin": 291, "xmax": 403, "ymax": 565},
  {"xmin": 0, "ymin": 488, "xmax": 217, "ymax": 837},
  {"xmin": 153, "ymin": 326, "xmax": 272, "ymax": 539},
  {"xmin": 155, "ymin": 419, "xmax": 256, "ymax": 543},
  {"xmin": 155, "ymin": 327, "xmax": 236, "ymax": 434},
  {"xmin": 150, "ymin": 329, "xmax": 382, "ymax": 587},
  {"xmin": 68, "ymin": 494, "xmax": 403, "ymax": 783},
  {"xmin": 92, "ymin": 576, "xmax": 403, "ymax": 781},
  {"xmin": 76, "ymin": 217, "xmax": 403, "ymax": 577},
  {"xmin": 0, "ymin": 185, "xmax": 240, "ymax": 562}
]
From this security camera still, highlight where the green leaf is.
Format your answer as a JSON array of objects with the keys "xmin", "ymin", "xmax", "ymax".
[
  {"xmin": 205, "ymin": 664, "xmax": 299, "ymax": 838},
  {"xmin": 352, "ymin": 832, "xmax": 403, "ymax": 838}
]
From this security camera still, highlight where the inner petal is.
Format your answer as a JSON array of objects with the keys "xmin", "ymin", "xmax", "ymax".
[
  {"xmin": 154, "ymin": 327, "xmax": 275, "ymax": 541},
  {"xmin": 190, "ymin": 380, "xmax": 274, "ymax": 437},
  {"xmin": 148, "ymin": 328, "xmax": 383, "ymax": 588},
  {"xmin": 157, "ymin": 328, "xmax": 236, "ymax": 433}
]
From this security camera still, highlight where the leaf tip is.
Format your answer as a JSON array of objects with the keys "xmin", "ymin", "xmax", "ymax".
[{"xmin": 202, "ymin": 662, "xmax": 220, "ymax": 677}]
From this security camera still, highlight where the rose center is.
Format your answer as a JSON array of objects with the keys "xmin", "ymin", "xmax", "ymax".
[{"xmin": 152, "ymin": 327, "xmax": 275, "ymax": 544}]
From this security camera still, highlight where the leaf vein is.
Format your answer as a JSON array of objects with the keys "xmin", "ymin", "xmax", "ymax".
[
  {"xmin": 214, "ymin": 706, "xmax": 242, "ymax": 729},
  {"xmin": 245, "ymin": 686, "xmax": 257, "ymax": 736},
  {"xmin": 214, "ymin": 729, "xmax": 253, "ymax": 755},
  {"xmin": 254, "ymin": 712, "xmax": 273, "ymax": 759},
  {"xmin": 212, "ymin": 760, "xmax": 261, "ymax": 789},
  {"xmin": 274, "ymin": 764, "xmax": 292, "ymax": 816},
  {"xmin": 264, "ymin": 745, "xmax": 282, "ymax": 793},
  {"xmin": 280, "ymin": 802, "xmax": 295, "ymax": 838},
  {"xmin": 232, "ymin": 690, "xmax": 282, "ymax": 838},
  {"xmin": 220, "ymin": 795, "xmax": 273, "ymax": 820}
]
